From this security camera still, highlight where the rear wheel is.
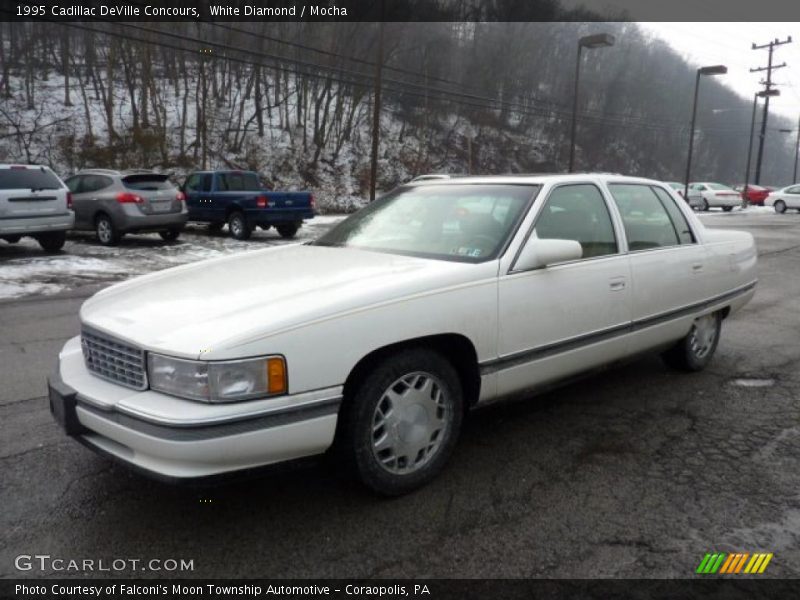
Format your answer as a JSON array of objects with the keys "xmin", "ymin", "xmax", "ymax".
[
  {"xmin": 702, "ymin": 198, "xmax": 710, "ymax": 211},
  {"xmin": 95, "ymin": 214, "xmax": 120, "ymax": 246},
  {"xmin": 774, "ymin": 200, "xmax": 787, "ymax": 214},
  {"xmin": 723, "ymin": 206, "xmax": 733, "ymax": 212},
  {"xmin": 276, "ymin": 221, "xmax": 300, "ymax": 239},
  {"xmin": 159, "ymin": 228, "xmax": 181, "ymax": 242},
  {"xmin": 661, "ymin": 312, "xmax": 721, "ymax": 372},
  {"xmin": 339, "ymin": 348, "xmax": 464, "ymax": 496},
  {"xmin": 36, "ymin": 231, "xmax": 66, "ymax": 253},
  {"xmin": 228, "ymin": 211, "xmax": 252, "ymax": 240}
]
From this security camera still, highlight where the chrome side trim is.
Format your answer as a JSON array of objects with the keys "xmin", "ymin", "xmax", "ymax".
[{"xmin": 481, "ymin": 280, "xmax": 757, "ymax": 375}]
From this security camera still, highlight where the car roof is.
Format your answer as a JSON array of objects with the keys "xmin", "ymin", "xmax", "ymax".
[
  {"xmin": 0, "ymin": 164, "xmax": 51, "ymax": 169},
  {"xmin": 74, "ymin": 169, "xmax": 166, "ymax": 177},
  {"xmin": 404, "ymin": 173, "xmax": 666, "ymax": 187}
]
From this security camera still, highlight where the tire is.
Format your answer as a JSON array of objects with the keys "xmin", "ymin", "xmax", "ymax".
[
  {"xmin": 276, "ymin": 222, "xmax": 300, "ymax": 239},
  {"xmin": 207, "ymin": 222, "xmax": 224, "ymax": 234},
  {"xmin": 339, "ymin": 348, "xmax": 464, "ymax": 496},
  {"xmin": 228, "ymin": 211, "xmax": 252, "ymax": 240},
  {"xmin": 3, "ymin": 235, "xmax": 21, "ymax": 244},
  {"xmin": 159, "ymin": 228, "xmax": 181, "ymax": 242},
  {"xmin": 36, "ymin": 231, "xmax": 66, "ymax": 253},
  {"xmin": 661, "ymin": 312, "xmax": 721, "ymax": 372},
  {"xmin": 95, "ymin": 213, "xmax": 120, "ymax": 246},
  {"xmin": 723, "ymin": 206, "xmax": 733, "ymax": 212},
  {"xmin": 702, "ymin": 198, "xmax": 710, "ymax": 212},
  {"xmin": 774, "ymin": 200, "xmax": 787, "ymax": 214}
]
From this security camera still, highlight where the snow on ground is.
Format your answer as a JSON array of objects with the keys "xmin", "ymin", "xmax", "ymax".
[
  {"xmin": 696, "ymin": 205, "xmax": 778, "ymax": 218},
  {"xmin": 0, "ymin": 216, "xmax": 346, "ymax": 301}
]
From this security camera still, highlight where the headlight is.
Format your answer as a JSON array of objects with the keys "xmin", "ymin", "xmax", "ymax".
[{"xmin": 147, "ymin": 354, "xmax": 287, "ymax": 403}]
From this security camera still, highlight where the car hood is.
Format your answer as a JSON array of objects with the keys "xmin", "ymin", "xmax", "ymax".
[{"xmin": 80, "ymin": 244, "xmax": 489, "ymax": 358}]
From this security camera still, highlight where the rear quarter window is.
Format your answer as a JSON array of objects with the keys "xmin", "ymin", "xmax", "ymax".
[
  {"xmin": 218, "ymin": 172, "xmax": 261, "ymax": 192},
  {"xmin": 0, "ymin": 168, "xmax": 62, "ymax": 190}
]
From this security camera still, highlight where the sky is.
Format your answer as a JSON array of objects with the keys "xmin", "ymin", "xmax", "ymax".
[{"xmin": 638, "ymin": 23, "xmax": 800, "ymax": 122}]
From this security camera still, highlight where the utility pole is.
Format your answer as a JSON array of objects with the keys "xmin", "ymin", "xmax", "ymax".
[
  {"xmin": 369, "ymin": 15, "xmax": 385, "ymax": 202},
  {"xmin": 750, "ymin": 36, "xmax": 792, "ymax": 184},
  {"xmin": 794, "ymin": 113, "xmax": 800, "ymax": 183}
]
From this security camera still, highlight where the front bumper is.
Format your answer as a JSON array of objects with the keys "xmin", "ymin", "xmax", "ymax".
[{"xmin": 50, "ymin": 336, "xmax": 341, "ymax": 481}]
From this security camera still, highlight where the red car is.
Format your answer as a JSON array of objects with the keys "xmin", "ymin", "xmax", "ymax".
[{"xmin": 735, "ymin": 184, "xmax": 770, "ymax": 205}]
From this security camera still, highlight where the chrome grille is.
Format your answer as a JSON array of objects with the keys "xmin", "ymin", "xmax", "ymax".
[{"xmin": 81, "ymin": 328, "xmax": 147, "ymax": 390}]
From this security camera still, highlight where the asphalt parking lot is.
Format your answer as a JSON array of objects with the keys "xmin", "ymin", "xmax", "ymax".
[{"xmin": 1, "ymin": 208, "xmax": 799, "ymax": 578}]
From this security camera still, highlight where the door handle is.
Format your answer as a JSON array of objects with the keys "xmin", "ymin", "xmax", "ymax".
[{"xmin": 609, "ymin": 277, "xmax": 626, "ymax": 291}]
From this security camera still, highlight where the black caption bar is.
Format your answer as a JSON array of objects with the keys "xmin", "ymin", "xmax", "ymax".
[
  {"xmin": 4, "ymin": 0, "xmax": 800, "ymax": 22},
  {"xmin": 3, "ymin": 579, "xmax": 799, "ymax": 600}
]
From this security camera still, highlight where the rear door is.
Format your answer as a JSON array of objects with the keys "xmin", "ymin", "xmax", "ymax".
[
  {"xmin": 0, "ymin": 166, "xmax": 67, "ymax": 221},
  {"xmin": 121, "ymin": 174, "xmax": 181, "ymax": 215},
  {"xmin": 606, "ymin": 182, "xmax": 708, "ymax": 354},
  {"xmin": 783, "ymin": 185, "xmax": 800, "ymax": 208}
]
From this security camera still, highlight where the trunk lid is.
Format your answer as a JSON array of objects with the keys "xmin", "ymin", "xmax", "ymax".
[{"xmin": 122, "ymin": 173, "xmax": 181, "ymax": 214}]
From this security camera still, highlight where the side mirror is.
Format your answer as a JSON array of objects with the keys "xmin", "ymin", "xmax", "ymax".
[{"xmin": 514, "ymin": 237, "xmax": 583, "ymax": 271}]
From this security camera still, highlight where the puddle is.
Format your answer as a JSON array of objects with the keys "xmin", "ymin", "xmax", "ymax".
[{"xmin": 730, "ymin": 378, "xmax": 776, "ymax": 388}]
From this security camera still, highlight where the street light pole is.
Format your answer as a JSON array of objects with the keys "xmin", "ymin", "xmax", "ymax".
[
  {"xmin": 684, "ymin": 65, "xmax": 727, "ymax": 199},
  {"xmin": 743, "ymin": 93, "xmax": 759, "ymax": 204},
  {"xmin": 568, "ymin": 33, "xmax": 614, "ymax": 173},
  {"xmin": 794, "ymin": 114, "xmax": 800, "ymax": 183}
]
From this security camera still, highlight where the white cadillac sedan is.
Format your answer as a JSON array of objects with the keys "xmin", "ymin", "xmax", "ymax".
[
  {"xmin": 689, "ymin": 182, "xmax": 743, "ymax": 211},
  {"xmin": 764, "ymin": 184, "xmax": 800, "ymax": 213},
  {"xmin": 49, "ymin": 174, "xmax": 757, "ymax": 495}
]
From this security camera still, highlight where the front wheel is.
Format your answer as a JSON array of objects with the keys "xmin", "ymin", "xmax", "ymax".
[
  {"xmin": 276, "ymin": 222, "xmax": 300, "ymax": 239},
  {"xmin": 228, "ymin": 211, "xmax": 252, "ymax": 240},
  {"xmin": 774, "ymin": 200, "xmax": 787, "ymax": 214},
  {"xmin": 723, "ymin": 206, "xmax": 733, "ymax": 212},
  {"xmin": 339, "ymin": 348, "xmax": 464, "ymax": 496},
  {"xmin": 661, "ymin": 312, "xmax": 721, "ymax": 372},
  {"xmin": 36, "ymin": 231, "xmax": 66, "ymax": 253},
  {"xmin": 702, "ymin": 198, "xmax": 710, "ymax": 212}
]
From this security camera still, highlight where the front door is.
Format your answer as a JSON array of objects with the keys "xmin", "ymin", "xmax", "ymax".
[{"xmin": 496, "ymin": 182, "xmax": 632, "ymax": 397}]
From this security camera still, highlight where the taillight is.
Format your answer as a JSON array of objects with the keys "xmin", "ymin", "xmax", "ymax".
[
  {"xmin": 257, "ymin": 195, "xmax": 268, "ymax": 208},
  {"xmin": 176, "ymin": 191, "xmax": 186, "ymax": 202},
  {"xmin": 309, "ymin": 194, "xmax": 315, "ymax": 210},
  {"xmin": 116, "ymin": 192, "xmax": 144, "ymax": 204},
  {"xmin": 66, "ymin": 192, "xmax": 73, "ymax": 209}
]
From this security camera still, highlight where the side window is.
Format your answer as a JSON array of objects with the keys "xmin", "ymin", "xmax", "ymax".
[
  {"xmin": 787, "ymin": 186, "xmax": 800, "ymax": 194},
  {"xmin": 201, "ymin": 174, "xmax": 213, "ymax": 192},
  {"xmin": 81, "ymin": 175, "xmax": 106, "ymax": 194},
  {"xmin": 65, "ymin": 176, "xmax": 83, "ymax": 194},
  {"xmin": 184, "ymin": 174, "xmax": 201, "ymax": 192},
  {"xmin": 534, "ymin": 184, "xmax": 618, "ymax": 259},
  {"xmin": 608, "ymin": 184, "xmax": 680, "ymax": 251},
  {"xmin": 652, "ymin": 186, "xmax": 695, "ymax": 244}
]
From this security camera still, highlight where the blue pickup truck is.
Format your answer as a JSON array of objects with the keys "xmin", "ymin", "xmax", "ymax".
[{"xmin": 182, "ymin": 170, "xmax": 314, "ymax": 240}]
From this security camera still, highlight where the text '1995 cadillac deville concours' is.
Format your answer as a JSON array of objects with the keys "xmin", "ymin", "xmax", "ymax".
[{"xmin": 48, "ymin": 174, "xmax": 757, "ymax": 495}]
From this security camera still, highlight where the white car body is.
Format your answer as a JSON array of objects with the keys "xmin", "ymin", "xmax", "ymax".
[
  {"xmin": 764, "ymin": 185, "xmax": 800, "ymax": 212},
  {"xmin": 49, "ymin": 174, "xmax": 758, "ymax": 482},
  {"xmin": 689, "ymin": 182, "xmax": 742, "ymax": 211}
]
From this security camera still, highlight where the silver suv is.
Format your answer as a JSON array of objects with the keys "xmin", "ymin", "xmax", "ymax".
[
  {"xmin": 64, "ymin": 169, "xmax": 188, "ymax": 245},
  {"xmin": 0, "ymin": 164, "xmax": 74, "ymax": 252}
]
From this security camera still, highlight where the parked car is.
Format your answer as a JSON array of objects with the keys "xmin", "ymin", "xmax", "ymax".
[
  {"xmin": 733, "ymin": 184, "xmax": 770, "ymax": 205},
  {"xmin": 48, "ymin": 174, "xmax": 757, "ymax": 495},
  {"xmin": 182, "ymin": 170, "xmax": 315, "ymax": 240},
  {"xmin": 764, "ymin": 185, "xmax": 800, "ymax": 213},
  {"xmin": 64, "ymin": 169, "xmax": 187, "ymax": 246},
  {"xmin": 0, "ymin": 164, "xmax": 74, "ymax": 252},
  {"xmin": 689, "ymin": 182, "xmax": 742, "ymax": 211},
  {"xmin": 665, "ymin": 181, "xmax": 704, "ymax": 208}
]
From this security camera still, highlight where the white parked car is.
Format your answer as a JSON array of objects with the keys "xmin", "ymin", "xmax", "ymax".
[
  {"xmin": 49, "ymin": 174, "xmax": 757, "ymax": 495},
  {"xmin": 0, "ymin": 164, "xmax": 74, "ymax": 251},
  {"xmin": 764, "ymin": 185, "xmax": 800, "ymax": 213},
  {"xmin": 689, "ymin": 182, "xmax": 742, "ymax": 212},
  {"xmin": 665, "ymin": 181, "xmax": 704, "ymax": 209}
]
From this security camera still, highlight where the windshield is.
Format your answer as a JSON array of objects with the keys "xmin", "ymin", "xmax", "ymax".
[
  {"xmin": 0, "ymin": 167, "xmax": 62, "ymax": 190},
  {"xmin": 314, "ymin": 184, "xmax": 538, "ymax": 262}
]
